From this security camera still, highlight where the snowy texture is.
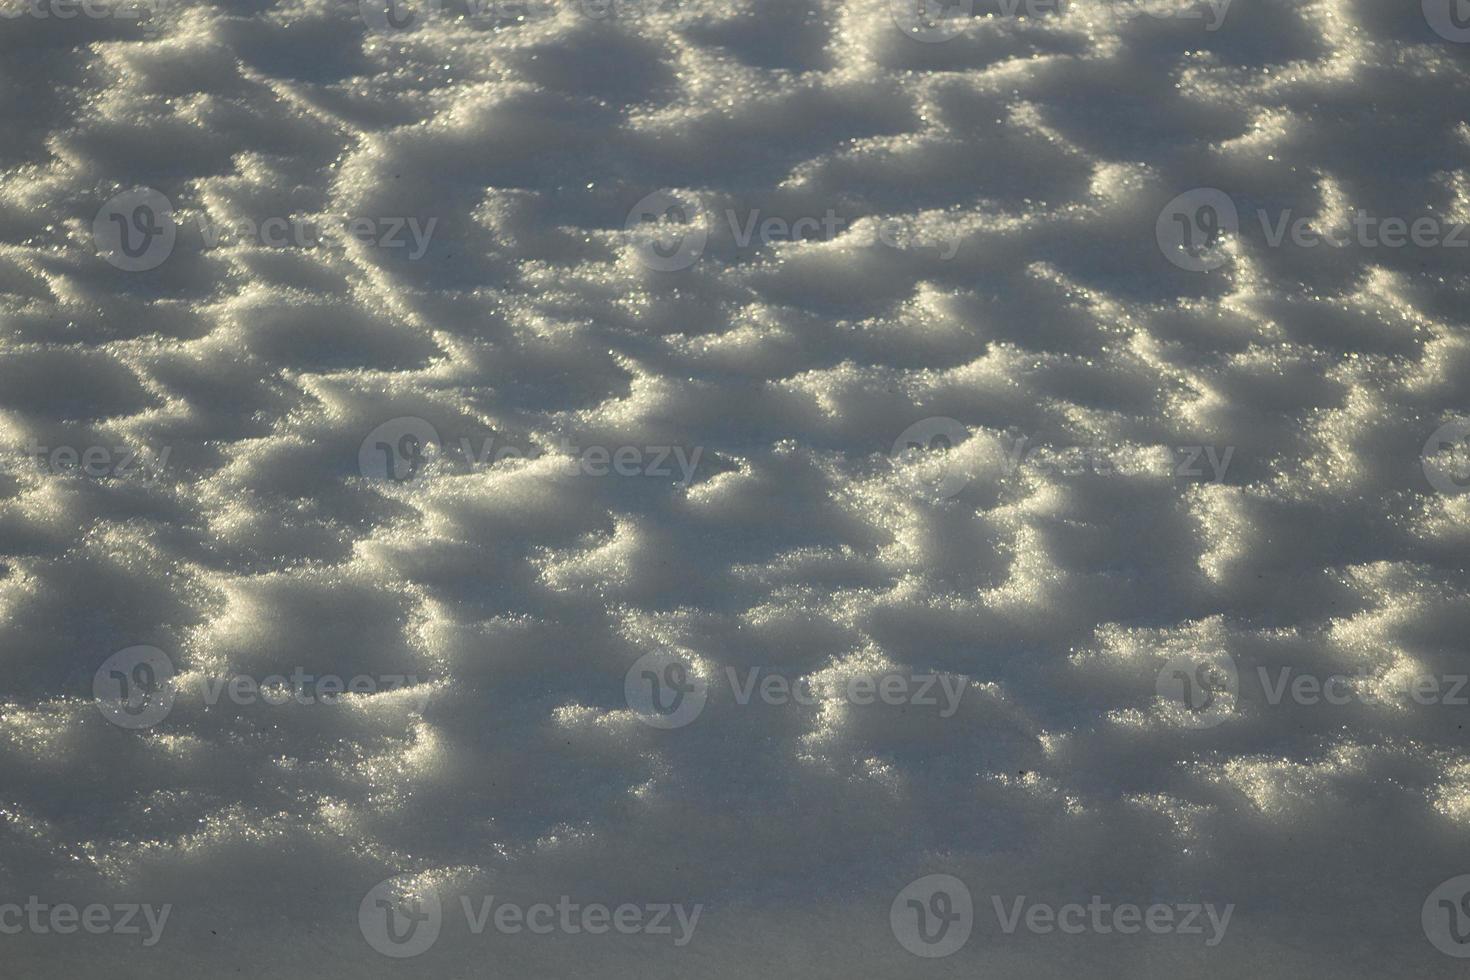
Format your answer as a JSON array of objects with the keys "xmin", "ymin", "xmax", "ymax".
[{"xmin": 2, "ymin": 0, "xmax": 1470, "ymax": 976}]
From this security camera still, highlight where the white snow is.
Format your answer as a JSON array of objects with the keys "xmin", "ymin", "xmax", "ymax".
[{"xmin": 2, "ymin": 0, "xmax": 1470, "ymax": 975}]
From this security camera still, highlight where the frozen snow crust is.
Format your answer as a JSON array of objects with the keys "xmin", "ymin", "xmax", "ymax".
[{"xmin": 2, "ymin": 0, "xmax": 1470, "ymax": 975}]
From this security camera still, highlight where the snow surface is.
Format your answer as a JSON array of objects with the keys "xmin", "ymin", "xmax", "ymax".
[{"xmin": 2, "ymin": 0, "xmax": 1470, "ymax": 976}]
